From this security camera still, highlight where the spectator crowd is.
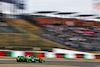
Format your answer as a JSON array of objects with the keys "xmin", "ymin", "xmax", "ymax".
[{"xmin": 40, "ymin": 24, "xmax": 100, "ymax": 51}]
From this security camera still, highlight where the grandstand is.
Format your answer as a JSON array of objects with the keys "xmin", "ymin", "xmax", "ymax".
[
  {"xmin": 0, "ymin": 18, "xmax": 72, "ymax": 51},
  {"xmin": 27, "ymin": 13, "xmax": 100, "ymax": 51},
  {"xmin": 0, "ymin": 13, "xmax": 100, "ymax": 51}
]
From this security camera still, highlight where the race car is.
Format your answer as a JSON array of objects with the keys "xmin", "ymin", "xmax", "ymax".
[{"xmin": 16, "ymin": 56, "xmax": 45, "ymax": 63}]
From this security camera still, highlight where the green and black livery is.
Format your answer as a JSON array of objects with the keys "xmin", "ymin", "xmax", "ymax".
[{"xmin": 16, "ymin": 56, "xmax": 45, "ymax": 63}]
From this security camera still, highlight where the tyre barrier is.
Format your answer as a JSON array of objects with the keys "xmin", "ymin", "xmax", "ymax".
[{"xmin": 0, "ymin": 50, "xmax": 99, "ymax": 59}]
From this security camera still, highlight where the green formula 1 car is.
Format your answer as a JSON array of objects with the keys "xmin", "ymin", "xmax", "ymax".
[{"xmin": 16, "ymin": 56, "xmax": 45, "ymax": 63}]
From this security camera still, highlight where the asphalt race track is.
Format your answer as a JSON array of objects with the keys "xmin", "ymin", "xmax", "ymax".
[{"xmin": 0, "ymin": 60, "xmax": 100, "ymax": 66}]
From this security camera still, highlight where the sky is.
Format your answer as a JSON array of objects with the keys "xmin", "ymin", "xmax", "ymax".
[{"xmin": 26, "ymin": 0, "xmax": 98, "ymax": 14}]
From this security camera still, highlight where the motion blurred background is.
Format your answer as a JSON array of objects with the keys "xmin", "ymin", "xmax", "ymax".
[{"xmin": 0, "ymin": 0, "xmax": 100, "ymax": 59}]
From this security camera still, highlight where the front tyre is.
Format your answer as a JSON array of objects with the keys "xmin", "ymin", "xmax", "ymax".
[
  {"xmin": 39, "ymin": 58, "xmax": 43, "ymax": 63},
  {"xmin": 27, "ymin": 59, "xmax": 32, "ymax": 62},
  {"xmin": 43, "ymin": 60, "xmax": 45, "ymax": 62},
  {"xmin": 17, "ymin": 59, "xmax": 21, "ymax": 62}
]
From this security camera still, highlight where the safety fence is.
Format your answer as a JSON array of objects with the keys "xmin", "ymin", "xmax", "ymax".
[{"xmin": 0, "ymin": 50, "xmax": 100, "ymax": 59}]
